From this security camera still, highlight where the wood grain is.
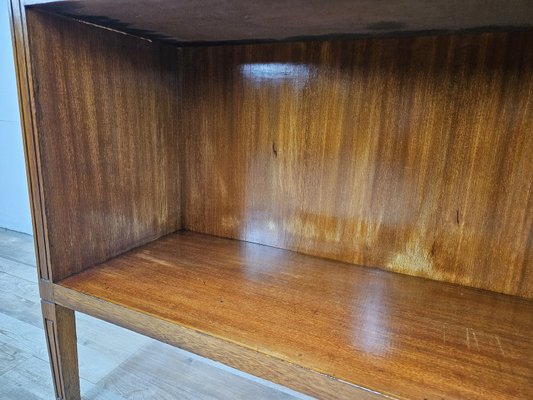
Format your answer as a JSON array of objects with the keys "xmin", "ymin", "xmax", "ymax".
[
  {"xmin": 25, "ymin": 0, "xmax": 533, "ymax": 45},
  {"xmin": 53, "ymin": 286, "xmax": 384, "ymax": 400},
  {"xmin": 21, "ymin": 10, "xmax": 533, "ymax": 296},
  {"xmin": 180, "ymin": 32, "xmax": 533, "ymax": 298},
  {"xmin": 41, "ymin": 301, "xmax": 80, "ymax": 400},
  {"xmin": 59, "ymin": 231, "xmax": 533, "ymax": 400},
  {"xmin": 26, "ymin": 10, "xmax": 181, "ymax": 281},
  {"xmin": 8, "ymin": 0, "xmax": 51, "ymax": 282},
  {"xmin": 12, "ymin": 7, "xmax": 533, "ymax": 400}
]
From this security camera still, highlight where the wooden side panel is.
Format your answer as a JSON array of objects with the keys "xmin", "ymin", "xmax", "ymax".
[
  {"xmin": 9, "ymin": 0, "xmax": 51, "ymax": 283},
  {"xmin": 180, "ymin": 32, "xmax": 533, "ymax": 298},
  {"xmin": 26, "ymin": 11, "xmax": 181, "ymax": 281}
]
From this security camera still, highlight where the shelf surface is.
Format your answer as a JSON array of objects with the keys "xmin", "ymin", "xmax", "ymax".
[
  {"xmin": 27, "ymin": 0, "xmax": 532, "ymax": 44},
  {"xmin": 59, "ymin": 231, "xmax": 533, "ymax": 399}
]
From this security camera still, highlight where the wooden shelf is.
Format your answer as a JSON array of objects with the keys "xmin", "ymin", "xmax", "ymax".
[
  {"xmin": 57, "ymin": 231, "xmax": 533, "ymax": 399},
  {"xmin": 26, "ymin": 0, "xmax": 532, "ymax": 44}
]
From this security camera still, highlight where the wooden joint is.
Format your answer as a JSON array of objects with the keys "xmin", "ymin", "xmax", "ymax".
[{"xmin": 39, "ymin": 279, "xmax": 54, "ymax": 302}]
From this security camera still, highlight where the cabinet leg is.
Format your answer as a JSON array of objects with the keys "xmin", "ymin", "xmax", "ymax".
[{"xmin": 41, "ymin": 301, "xmax": 81, "ymax": 400}]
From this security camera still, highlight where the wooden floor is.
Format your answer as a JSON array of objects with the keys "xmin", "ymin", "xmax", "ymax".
[{"xmin": 0, "ymin": 228, "xmax": 308, "ymax": 400}]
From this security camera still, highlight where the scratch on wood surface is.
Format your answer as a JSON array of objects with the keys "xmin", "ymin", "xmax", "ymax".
[
  {"xmin": 72, "ymin": 17, "xmax": 153, "ymax": 42},
  {"xmin": 466, "ymin": 328, "xmax": 470, "ymax": 350},
  {"xmin": 442, "ymin": 324, "xmax": 446, "ymax": 344},
  {"xmin": 495, "ymin": 335, "xmax": 505, "ymax": 357},
  {"xmin": 471, "ymin": 329, "xmax": 480, "ymax": 351}
]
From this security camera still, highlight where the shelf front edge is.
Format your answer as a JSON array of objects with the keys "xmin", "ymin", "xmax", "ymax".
[{"xmin": 52, "ymin": 283, "xmax": 392, "ymax": 400}]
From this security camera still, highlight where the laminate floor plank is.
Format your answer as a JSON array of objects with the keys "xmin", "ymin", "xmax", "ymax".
[
  {"xmin": 0, "ymin": 270, "xmax": 40, "ymax": 300},
  {"xmin": 0, "ymin": 229, "xmax": 36, "ymax": 266},
  {"xmin": 0, "ymin": 311, "xmax": 50, "ymax": 360},
  {"xmin": 0, "ymin": 377, "xmax": 48, "ymax": 400},
  {"xmin": 0, "ymin": 255, "xmax": 39, "ymax": 283},
  {"xmin": 0, "ymin": 353, "xmax": 108, "ymax": 400},
  {"xmin": 97, "ymin": 341, "xmax": 303, "ymax": 400},
  {"xmin": 0, "ymin": 341, "xmax": 29, "ymax": 375}
]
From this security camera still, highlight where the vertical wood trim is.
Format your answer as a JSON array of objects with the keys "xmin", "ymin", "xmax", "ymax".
[
  {"xmin": 41, "ymin": 301, "xmax": 81, "ymax": 400},
  {"xmin": 8, "ymin": 0, "xmax": 52, "ymax": 281},
  {"xmin": 45, "ymin": 319, "xmax": 64, "ymax": 399}
]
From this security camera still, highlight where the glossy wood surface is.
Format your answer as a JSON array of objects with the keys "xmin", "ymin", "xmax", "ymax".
[
  {"xmin": 26, "ymin": 0, "xmax": 533, "ymax": 44},
  {"xmin": 26, "ymin": 11, "xmax": 181, "ymax": 281},
  {"xmin": 59, "ymin": 232, "xmax": 533, "ymax": 400},
  {"xmin": 53, "ymin": 286, "xmax": 384, "ymax": 400},
  {"xmin": 180, "ymin": 32, "xmax": 533, "ymax": 298},
  {"xmin": 12, "ymin": 7, "xmax": 533, "ymax": 399},
  {"xmin": 21, "ymin": 11, "xmax": 533, "ymax": 297}
]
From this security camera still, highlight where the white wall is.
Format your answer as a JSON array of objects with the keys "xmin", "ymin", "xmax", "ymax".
[{"xmin": 0, "ymin": 1, "xmax": 32, "ymax": 234}]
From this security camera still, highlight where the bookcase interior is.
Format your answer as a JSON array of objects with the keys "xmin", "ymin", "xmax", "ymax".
[
  {"xmin": 27, "ymin": 10, "xmax": 533, "ymax": 297},
  {"xmin": 19, "ymin": 7, "xmax": 533, "ymax": 400}
]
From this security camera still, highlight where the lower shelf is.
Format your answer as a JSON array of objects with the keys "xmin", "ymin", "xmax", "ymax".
[{"xmin": 57, "ymin": 231, "xmax": 532, "ymax": 399}]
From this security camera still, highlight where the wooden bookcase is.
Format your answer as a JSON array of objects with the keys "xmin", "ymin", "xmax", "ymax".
[{"xmin": 9, "ymin": 1, "xmax": 533, "ymax": 399}]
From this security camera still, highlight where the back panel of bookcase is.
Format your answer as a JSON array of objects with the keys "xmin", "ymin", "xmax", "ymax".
[{"xmin": 25, "ymin": 10, "xmax": 533, "ymax": 297}]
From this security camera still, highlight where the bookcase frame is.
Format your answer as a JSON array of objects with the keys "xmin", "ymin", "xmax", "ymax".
[{"xmin": 9, "ymin": 1, "xmax": 533, "ymax": 399}]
